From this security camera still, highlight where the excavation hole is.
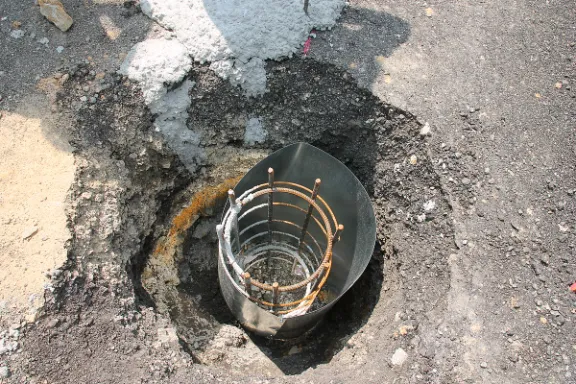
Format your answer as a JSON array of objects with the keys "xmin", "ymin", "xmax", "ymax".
[{"xmin": 137, "ymin": 57, "xmax": 431, "ymax": 376}]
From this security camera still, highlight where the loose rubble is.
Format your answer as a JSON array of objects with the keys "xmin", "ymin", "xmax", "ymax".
[{"xmin": 38, "ymin": 0, "xmax": 73, "ymax": 32}]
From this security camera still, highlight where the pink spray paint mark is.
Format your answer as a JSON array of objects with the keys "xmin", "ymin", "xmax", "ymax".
[
  {"xmin": 303, "ymin": 29, "xmax": 316, "ymax": 56},
  {"xmin": 303, "ymin": 37, "xmax": 312, "ymax": 55}
]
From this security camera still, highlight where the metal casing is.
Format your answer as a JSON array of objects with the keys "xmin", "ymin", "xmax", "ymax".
[{"xmin": 218, "ymin": 143, "xmax": 376, "ymax": 339}]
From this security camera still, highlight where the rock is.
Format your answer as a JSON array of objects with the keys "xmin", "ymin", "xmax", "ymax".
[
  {"xmin": 480, "ymin": 362, "xmax": 488, "ymax": 368},
  {"xmin": 47, "ymin": 318, "xmax": 59, "ymax": 328},
  {"xmin": 419, "ymin": 122, "xmax": 431, "ymax": 136},
  {"xmin": 288, "ymin": 345, "xmax": 302, "ymax": 355},
  {"xmin": 22, "ymin": 226, "xmax": 39, "ymax": 240},
  {"xmin": 391, "ymin": 348, "xmax": 408, "ymax": 366},
  {"xmin": 192, "ymin": 220, "xmax": 214, "ymax": 239},
  {"xmin": 0, "ymin": 366, "xmax": 9, "ymax": 379},
  {"xmin": 56, "ymin": 46, "xmax": 64, "ymax": 53},
  {"xmin": 157, "ymin": 327, "xmax": 179, "ymax": 346},
  {"xmin": 423, "ymin": 200, "xmax": 436, "ymax": 212},
  {"xmin": 10, "ymin": 30, "xmax": 25, "ymax": 39},
  {"xmin": 38, "ymin": 0, "xmax": 74, "ymax": 32}
]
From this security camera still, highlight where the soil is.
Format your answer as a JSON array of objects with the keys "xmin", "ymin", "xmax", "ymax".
[
  {"xmin": 0, "ymin": 0, "xmax": 575, "ymax": 384},
  {"xmin": 0, "ymin": 110, "xmax": 74, "ymax": 316}
]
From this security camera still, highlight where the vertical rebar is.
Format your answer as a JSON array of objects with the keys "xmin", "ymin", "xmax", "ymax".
[
  {"xmin": 272, "ymin": 282, "xmax": 279, "ymax": 313},
  {"xmin": 298, "ymin": 178, "xmax": 321, "ymax": 251},
  {"xmin": 267, "ymin": 168, "xmax": 274, "ymax": 243},
  {"xmin": 267, "ymin": 168, "xmax": 274, "ymax": 271},
  {"xmin": 228, "ymin": 189, "xmax": 241, "ymax": 255},
  {"xmin": 332, "ymin": 224, "xmax": 344, "ymax": 244},
  {"xmin": 292, "ymin": 179, "xmax": 321, "ymax": 273},
  {"xmin": 243, "ymin": 272, "xmax": 251, "ymax": 290}
]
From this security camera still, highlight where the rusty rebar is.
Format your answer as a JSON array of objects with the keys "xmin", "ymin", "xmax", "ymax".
[
  {"xmin": 267, "ymin": 168, "xmax": 274, "ymax": 243},
  {"xmin": 272, "ymin": 282, "xmax": 279, "ymax": 313},
  {"xmin": 332, "ymin": 224, "xmax": 344, "ymax": 243},
  {"xmin": 298, "ymin": 178, "xmax": 321, "ymax": 250}
]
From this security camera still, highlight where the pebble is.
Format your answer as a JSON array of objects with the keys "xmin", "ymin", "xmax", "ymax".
[
  {"xmin": 391, "ymin": 348, "xmax": 408, "ymax": 366},
  {"xmin": 480, "ymin": 362, "xmax": 488, "ymax": 368},
  {"xmin": 47, "ymin": 318, "xmax": 59, "ymax": 328},
  {"xmin": 419, "ymin": 122, "xmax": 431, "ymax": 136},
  {"xmin": 10, "ymin": 30, "xmax": 25, "ymax": 39},
  {"xmin": 461, "ymin": 177, "xmax": 471, "ymax": 185},
  {"xmin": 38, "ymin": 0, "xmax": 74, "ymax": 32},
  {"xmin": 0, "ymin": 366, "xmax": 9, "ymax": 379},
  {"xmin": 535, "ymin": 299, "xmax": 543, "ymax": 306},
  {"xmin": 38, "ymin": 37, "xmax": 49, "ymax": 45},
  {"xmin": 21, "ymin": 226, "xmax": 39, "ymax": 240},
  {"xmin": 80, "ymin": 96, "xmax": 88, "ymax": 102},
  {"xmin": 56, "ymin": 46, "xmax": 64, "ymax": 53}
]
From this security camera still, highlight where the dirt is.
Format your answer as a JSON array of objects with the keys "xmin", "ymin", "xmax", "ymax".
[
  {"xmin": 0, "ymin": 110, "xmax": 74, "ymax": 318},
  {"xmin": 0, "ymin": 0, "xmax": 575, "ymax": 383}
]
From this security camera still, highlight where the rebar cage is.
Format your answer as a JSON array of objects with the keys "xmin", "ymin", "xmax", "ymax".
[{"xmin": 217, "ymin": 168, "xmax": 343, "ymax": 318}]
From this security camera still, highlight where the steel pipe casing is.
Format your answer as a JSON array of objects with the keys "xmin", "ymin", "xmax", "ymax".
[{"xmin": 218, "ymin": 143, "xmax": 376, "ymax": 339}]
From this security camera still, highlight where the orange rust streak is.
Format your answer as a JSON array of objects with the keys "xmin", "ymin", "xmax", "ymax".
[{"xmin": 153, "ymin": 176, "xmax": 242, "ymax": 257}]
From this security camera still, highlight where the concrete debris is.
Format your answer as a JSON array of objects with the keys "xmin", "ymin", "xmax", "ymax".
[
  {"xmin": 423, "ymin": 200, "xmax": 436, "ymax": 212},
  {"xmin": 38, "ymin": 0, "xmax": 74, "ymax": 32},
  {"xmin": 243, "ymin": 117, "xmax": 267, "ymax": 145},
  {"xmin": 420, "ymin": 122, "xmax": 431, "ymax": 136},
  {"xmin": 139, "ymin": 0, "xmax": 345, "ymax": 95},
  {"xmin": 391, "ymin": 347, "xmax": 408, "ymax": 366}
]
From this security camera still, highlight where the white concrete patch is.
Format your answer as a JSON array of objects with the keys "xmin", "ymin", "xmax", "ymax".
[
  {"xmin": 119, "ymin": 38, "xmax": 192, "ymax": 104},
  {"xmin": 120, "ymin": 39, "xmax": 203, "ymax": 172},
  {"xmin": 140, "ymin": 0, "xmax": 345, "ymax": 95},
  {"xmin": 243, "ymin": 117, "xmax": 267, "ymax": 145},
  {"xmin": 150, "ymin": 80, "xmax": 205, "ymax": 173}
]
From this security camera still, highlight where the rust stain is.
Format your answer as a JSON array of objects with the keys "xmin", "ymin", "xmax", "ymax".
[{"xmin": 152, "ymin": 175, "xmax": 243, "ymax": 261}]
